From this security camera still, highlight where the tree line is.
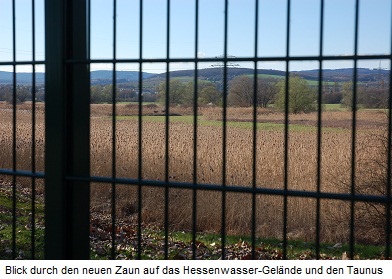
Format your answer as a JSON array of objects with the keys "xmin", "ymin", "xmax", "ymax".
[
  {"xmin": 1, "ymin": 76, "xmax": 388, "ymax": 113},
  {"xmin": 320, "ymin": 80, "xmax": 390, "ymax": 109},
  {"xmin": 157, "ymin": 75, "xmax": 390, "ymax": 113},
  {"xmin": 0, "ymin": 85, "xmax": 45, "ymax": 103},
  {"xmin": 90, "ymin": 84, "xmax": 157, "ymax": 103},
  {"xmin": 156, "ymin": 76, "xmax": 316, "ymax": 113}
]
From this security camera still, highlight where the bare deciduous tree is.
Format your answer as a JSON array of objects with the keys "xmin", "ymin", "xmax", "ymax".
[{"xmin": 228, "ymin": 76, "xmax": 277, "ymax": 107}]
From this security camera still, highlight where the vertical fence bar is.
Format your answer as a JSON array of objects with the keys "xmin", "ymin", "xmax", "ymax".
[
  {"xmin": 251, "ymin": 0, "xmax": 259, "ymax": 260},
  {"xmin": 164, "ymin": 0, "xmax": 171, "ymax": 260},
  {"xmin": 386, "ymin": 4, "xmax": 392, "ymax": 258},
  {"xmin": 11, "ymin": 0, "xmax": 17, "ymax": 260},
  {"xmin": 67, "ymin": 0, "xmax": 90, "ymax": 259},
  {"xmin": 45, "ymin": 0, "xmax": 68, "ymax": 259},
  {"xmin": 87, "ymin": 0, "xmax": 91, "ymax": 61},
  {"xmin": 315, "ymin": 0, "xmax": 325, "ymax": 260},
  {"xmin": 45, "ymin": 0, "xmax": 90, "ymax": 259},
  {"xmin": 283, "ymin": 0, "xmax": 291, "ymax": 260},
  {"xmin": 387, "ymin": 57, "xmax": 392, "ymax": 259},
  {"xmin": 64, "ymin": 0, "xmax": 91, "ymax": 260},
  {"xmin": 31, "ymin": 0, "xmax": 37, "ymax": 260},
  {"xmin": 192, "ymin": 0, "xmax": 199, "ymax": 260},
  {"xmin": 349, "ymin": 0, "xmax": 360, "ymax": 259},
  {"xmin": 137, "ymin": 0, "xmax": 143, "ymax": 260},
  {"xmin": 221, "ymin": 0, "xmax": 229, "ymax": 260},
  {"xmin": 111, "ymin": 0, "xmax": 117, "ymax": 260}
]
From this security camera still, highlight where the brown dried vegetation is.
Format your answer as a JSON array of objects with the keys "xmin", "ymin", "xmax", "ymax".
[{"xmin": 1, "ymin": 102, "xmax": 390, "ymax": 245}]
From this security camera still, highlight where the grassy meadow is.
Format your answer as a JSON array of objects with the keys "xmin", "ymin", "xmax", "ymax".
[{"xmin": 0, "ymin": 101, "xmax": 390, "ymax": 259}]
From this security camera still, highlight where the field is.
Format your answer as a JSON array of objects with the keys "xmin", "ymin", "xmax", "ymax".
[{"xmin": 0, "ymin": 102, "xmax": 390, "ymax": 259}]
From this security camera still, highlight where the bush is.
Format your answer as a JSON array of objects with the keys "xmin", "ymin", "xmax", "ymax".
[
  {"xmin": 228, "ymin": 76, "xmax": 277, "ymax": 107},
  {"xmin": 274, "ymin": 76, "xmax": 317, "ymax": 113},
  {"xmin": 362, "ymin": 87, "xmax": 389, "ymax": 109},
  {"xmin": 340, "ymin": 81, "xmax": 365, "ymax": 110},
  {"xmin": 322, "ymin": 92, "xmax": 342, "ymax": 104},
  {"xmin": 337, "ymin": 127, "xmax": 392, "ymax": 244}
]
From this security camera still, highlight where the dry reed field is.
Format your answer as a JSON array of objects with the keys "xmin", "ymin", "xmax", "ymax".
[{"xmin": 1, "ymin": 102, "xmax": 390, "ymax": 246}]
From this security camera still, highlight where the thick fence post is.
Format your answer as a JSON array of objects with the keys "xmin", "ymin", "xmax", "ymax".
[{"xmin": 45, "ymin": 0, "xmax": 90, "ymax": 259}]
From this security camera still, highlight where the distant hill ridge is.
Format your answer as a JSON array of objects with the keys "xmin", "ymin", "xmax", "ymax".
[
  {"xmin": 151, "ymin": 68, "xmax": 286, "ymax": 79},
  {"xmin": 0, "ymin": 68, "xmax": 389, "ymax": 85},
  {"xmin": 0, "ymin": 71, "xmax": 155, "ymax": 85}
]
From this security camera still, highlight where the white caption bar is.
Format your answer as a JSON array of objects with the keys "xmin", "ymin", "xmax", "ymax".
[{"xmin": 1, "ymin": 260, "xmax": 389, "ymax": 279}]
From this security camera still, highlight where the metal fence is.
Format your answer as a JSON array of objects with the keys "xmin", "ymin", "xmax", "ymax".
[
  {"xmin": 0, "ymin": 0, "xmax": 391, "ymax": 260},
  {"xmin": 0, "ymin": 0, "xmax": 45, "ymax": 260}
]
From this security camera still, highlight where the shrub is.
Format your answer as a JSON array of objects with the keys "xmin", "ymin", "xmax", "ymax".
[{"xmin": 274, "ymin": 75, "xmax": 317, "ymax": 113}]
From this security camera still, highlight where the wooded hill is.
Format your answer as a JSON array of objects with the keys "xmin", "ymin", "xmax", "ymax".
[{"xmin": 0, "ymin": 67, "xmax": 389, "ymax": 85}]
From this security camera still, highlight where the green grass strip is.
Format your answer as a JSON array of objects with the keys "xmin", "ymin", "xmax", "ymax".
[{"xmin": 116, "ymin": 115, "xmax": 346, "ymax": 133}]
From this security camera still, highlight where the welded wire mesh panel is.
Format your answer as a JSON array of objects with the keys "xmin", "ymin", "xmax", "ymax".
[
  {"xmin": 69, "ymin": 0, "xmax": 391, "ymax": 260},
  {"xmin": 7, "ymin": 0, "xmax": 390, "ymax": 260},
  {"xmin": 0, "ymin": 0, "xmax": 45, "ymax": 259}
]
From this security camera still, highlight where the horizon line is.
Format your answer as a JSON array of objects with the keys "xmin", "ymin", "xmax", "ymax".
[{"xmin": 0, "ymin": 66, "xmax": 390, "ymax": 75}]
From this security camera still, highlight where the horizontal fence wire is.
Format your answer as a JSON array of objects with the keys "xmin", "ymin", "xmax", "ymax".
[
  {"xmin": 0, "ymin": 170, "xmax": 45, "ymax": 178},
  {"xmin": 67, "ymin": 175, "xmax": 392, "ymax": 204},
  {"xmin": 64, "ymin": 54, "xmax": 392, "ymax": 64},
  {"xmin": 0, "ymin": 61, "xmax": 45, "ymax": 66}
]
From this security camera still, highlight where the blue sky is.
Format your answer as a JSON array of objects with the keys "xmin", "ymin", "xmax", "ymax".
[{"xmin": 0, "ymin": 0, "xmax": 391, "ymax": 73}]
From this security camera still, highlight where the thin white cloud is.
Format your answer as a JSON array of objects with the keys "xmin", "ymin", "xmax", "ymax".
[{"xmin": 197, "ymin": 51, "xmax": 206, "ymax": 58}]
